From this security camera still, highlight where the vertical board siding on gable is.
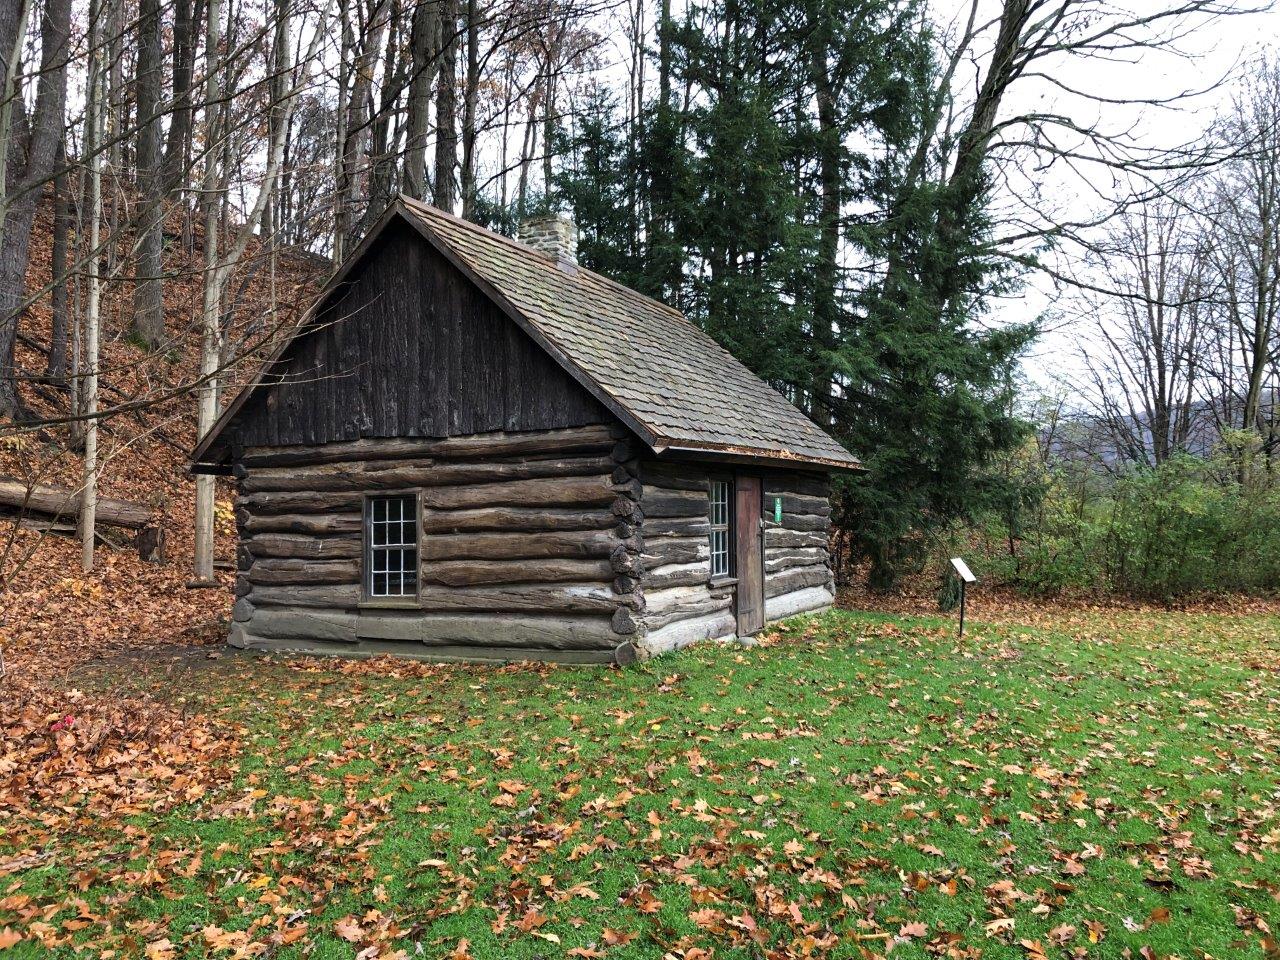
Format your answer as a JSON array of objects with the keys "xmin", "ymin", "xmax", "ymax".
[{"xmin": 232, "ymin": 221, "xmax": 606, "ymax": 449}]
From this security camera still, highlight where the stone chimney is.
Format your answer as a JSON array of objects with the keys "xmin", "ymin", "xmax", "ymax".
[{"xmin": 517, "ymin": 213, "xmax": 578, "ymax": 265}]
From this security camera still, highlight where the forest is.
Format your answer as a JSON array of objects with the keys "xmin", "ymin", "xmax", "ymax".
[{"xmin": 0, "ymin": 0, "xmax": 1277, "ymax": 600}]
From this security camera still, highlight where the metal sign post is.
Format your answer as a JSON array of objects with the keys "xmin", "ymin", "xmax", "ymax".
[{"xmin": 950, "ymin": 558, "xmax": 976, "ymax": 638}]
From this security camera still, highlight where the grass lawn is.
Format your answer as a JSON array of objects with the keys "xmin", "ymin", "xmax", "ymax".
[{"xmin": 2, "ymin": 608, "xmax": 1279, "ymax": 958}]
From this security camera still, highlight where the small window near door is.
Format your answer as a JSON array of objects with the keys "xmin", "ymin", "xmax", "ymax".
[
  {"xmin": 366, "ymin": 494, "xmax": 419, "ymax": 599},
  {"xmin": 709, "ymin": 479, "xmax": 732, "ymax": 578}
]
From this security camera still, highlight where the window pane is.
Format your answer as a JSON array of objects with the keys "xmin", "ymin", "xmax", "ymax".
[
  {"xmin": 368, "ymin": 496, "xmax": 419, "ymax": 598},
  {"xmin": 708, "ymin": 481, "xmax": 731, "ymax": 578}
]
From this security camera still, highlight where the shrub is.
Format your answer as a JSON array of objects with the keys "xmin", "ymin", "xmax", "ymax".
[{"xmin": 968, "ymin": 451, "xmax": 1280, "ymax": 600}]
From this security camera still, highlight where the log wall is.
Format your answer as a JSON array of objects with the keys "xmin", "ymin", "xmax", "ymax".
[
  {"xmin": 762, "ymin": 471, "xmax": 835, "ymax": 622},
  {"xmin": 229, "ymin": 424, "xmax": 643, "ymax": 664},
  {"xmin": 634, "ymin": 462, "xmax": 732, "ymax": 656},
  {"xmin": 634, "ymin": 462, "xmax": 835, "ymax": 658}
]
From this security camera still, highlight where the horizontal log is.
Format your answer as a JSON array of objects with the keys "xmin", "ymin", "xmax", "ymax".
[
  {"xmin": 248, "ymin": 558, "xmax": 360, "ymax": 586},
  {"xmin": 643, "ymin": 537, "xmax": 706, "ymax": 567},
  {"xmin": 765, "ymin": 566, "xmax": 830, "ymax": 598},
  {"xmin": 230, "ymin": 632, "xmax": 620, "ymax": 665},
  {"xmin": 645, "ymin": 561, "xmax": 710, "ymax": 591},
  {"xmin": 355, "ymin": 612, "xmax": 622, "ymax": 651},
  {"xmin": 417, "ymin": 582, "xmax": 638, "ymax": 613},
  {"xmin": 422, "ymin": 529, "xmax": 621, "ymax": 561},
  {"xmin": 644, "ymin": 582, "xmax": 711, "ymax": 607},
  {"xmin": 421, "ymin": 505, "xmax": 614, "ymax": 534},
  {"xmin": 642, "ymin": 489, "xmax": 708, "ymax": 519},
  {"xmin": 243, "ymin": 513, "xmax": 362, "ymax": 535},
  {"xmin": 246, "ymin": 533, "xmax": 361, "ymax": 560},
  {"xmin": 0, "ymin": 477, "xmax": 151, "ymax": 529},
  {"xmin": 766, "ymin": 493, "xmax": 830, "ymax": 517},
  {"xmin": 765, "ymin": 548, "xmax": 828, "ymax": 574},
  {"xmin": 764, "ymin": 474, "xmax": 830, "ymax": 499},
  {"xmin": 768, "ymin": 513, "xmax": 831, "ymax": 533},
  {"xmin": 640, "ymin": 462, "xmax": 708, "ymax": 492},
  {"xmin": 248, "ymin": 584, "xmax": 362, "ymax": 608},
  {"xmin": 240, "ymin": 425, "xmax": 617, "ymax": 467},
  {"xmin": 245, "ymin": 606, "xmax": 359, "ymax": 642},
  {"xmin": 423, "ymin": 558, "xmax": 614, "ymax": 587},
  {"xmin": 420, "ymin": 475, "xmax": 617, "ymax": 510},
  {"xmin": 640, "ymin": 611, "xmax": 737, "ymax": 656},
  {"xmin": 240, "ymin": 491, "xmax": 363, "ymax": 515},
  {"xmin": 240, "ymin": 455, "xmax": 616, "ymax": 494},
  {"xmin": 642, "ymin": 594, "xmax": 733, "ymax": 632},
  {"xmin": 765, "ymin": 529, "xmax": 828, "ymax": 550},
  {"xmin": 765, "ymin": 585, "xmax": 833, "ymax": 622},
  {"xmin": 643, "ymin": 516, "xmax": 711, "ymax": 538}
]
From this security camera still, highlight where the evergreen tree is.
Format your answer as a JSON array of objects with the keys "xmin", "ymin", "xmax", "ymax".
[
  {"xmin": 551, "ymin": 87, "xmax": 648, "ymax": 291},
  {"xmin": 551, "ymin": 0, "xmax": 1036, "ymax": 586},
  {"xmin": 837, "ymin": 79, "xmax": 1037, "ymax": 586}
]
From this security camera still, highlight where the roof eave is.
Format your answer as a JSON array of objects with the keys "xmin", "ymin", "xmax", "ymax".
[
  {"xmin": 652, "ymin": 442, "xmax": 863, "ymax": 473},
  {"xmin": 188, "ymin": 198, "xmax": 416, "ymax": 468}
]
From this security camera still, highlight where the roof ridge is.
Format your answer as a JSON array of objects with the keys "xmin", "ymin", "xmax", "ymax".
[{"xmin": 396, "ymin": 193, "xmax": 690, "ymax": 323}]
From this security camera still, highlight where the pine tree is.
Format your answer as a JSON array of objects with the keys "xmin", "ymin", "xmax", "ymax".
[{"xmin": 549, "ymin": 0, "xmax": 1036, "ymax": 586}]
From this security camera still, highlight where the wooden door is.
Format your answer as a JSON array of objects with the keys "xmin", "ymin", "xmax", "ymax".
[{"xmin": 734, "ymin": 476, "xmax": 764, "ymax": 635}]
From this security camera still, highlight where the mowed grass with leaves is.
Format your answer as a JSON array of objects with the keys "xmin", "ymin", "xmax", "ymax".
[{"xmin": 3, "ymin": 608, "xmax": 1279, "ymax": 959}]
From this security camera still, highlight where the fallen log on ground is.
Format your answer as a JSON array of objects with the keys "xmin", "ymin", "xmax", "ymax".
[{"xmin": 0, "ymin": 478, "xmax": 152, "ymax": 529}]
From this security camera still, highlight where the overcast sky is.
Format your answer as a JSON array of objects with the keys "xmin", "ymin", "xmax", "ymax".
[{"xmin": 938, "ymin": 0, "xmax": 1280, "ymax": 398}]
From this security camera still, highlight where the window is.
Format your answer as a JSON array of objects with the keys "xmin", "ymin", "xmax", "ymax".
[
  {"xmin": 366, "ymin": 494, "xmax": 419, "ymax": 599},
  {"xmin": 709, "ymin": 479, "xmax": 732, "ymax": 578}
]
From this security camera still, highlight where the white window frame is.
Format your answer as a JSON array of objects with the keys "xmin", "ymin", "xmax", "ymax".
[
  {"xmin": 709, "ymin": 478, "xmax": 733, "ymax": 580},
  {"xmin": 364, "ymin": 492, "xmax": 421, "ymax": 603}
]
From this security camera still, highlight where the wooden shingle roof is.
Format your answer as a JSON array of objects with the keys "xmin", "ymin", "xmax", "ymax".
[
  {"xmin": 192, "ymin": 197, "xmax": 859, "ymax": 471},
  {"xmin": 398, "ymin": 198, "xmax": 858, "ymax": 470}
]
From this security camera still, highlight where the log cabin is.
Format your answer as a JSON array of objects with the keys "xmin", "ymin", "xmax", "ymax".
[{"xmin": 190, "ymin": 196, "xmax": 860, "ymax": 664}]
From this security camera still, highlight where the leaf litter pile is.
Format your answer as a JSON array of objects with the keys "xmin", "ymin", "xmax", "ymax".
[{"xmin": 1, "ymin": 609, "xmax": 1278, "ymax": 959}]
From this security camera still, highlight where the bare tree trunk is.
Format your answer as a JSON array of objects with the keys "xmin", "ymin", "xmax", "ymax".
[
  {"xmin": 362, "ymin": 0, "xmax": 404, "ymax": 234},
  {"xmin": 332, "ymin": 2, "xmax": 353, "ymax": 261},
  {"xmin": 80, "ymin": 0, "xmax": 105, "ymax": 573},
  {"xmin": 0, "ymin": 0, "xmax": 71, "ymax": 418},
  {"xmin": 339, "ymin": 0, "xmax": 389, "ymax": 247},
  {"xmin": 404, "ymin": 0, "xmax": 440, "ymax": 200},
  {"xmin": 44, "ymin": 144, "xmax": 69, "ymax": 385},
  {"xmin": 459, "ymin": 0, "xmax": 479, "ymax": 218},
  {"xmin": 160, "ymin": 0, "xmax": 200, "ymax": 196},
  {"xmin": 433, "ymin": 0, "xmax": 458, "ymax": 212},
  {"xmin": 131, "ymin": 0, "xmax": 166, "ymax": 348},
  {"xmin": 0, "ymin": 0, "xmax": 35, "ymax": 257},
  {"xmin": 193, "ymin": 0, "xmax": 225, "ymax": 584},
  {"xmin": 104, "ymin": 0, "xmax": 123, "ymax": 275},
  {"xmin": 260, "ymin": 0, "xmax": 288, "ymax": 238}
]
